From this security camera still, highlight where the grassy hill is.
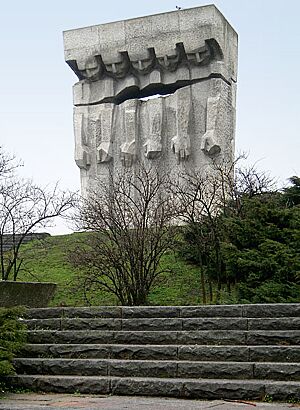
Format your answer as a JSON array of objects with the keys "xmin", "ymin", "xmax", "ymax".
[
  {"xmin": 17, "ymin": 233, "xmax": 212, "ymax": 307},
  {"xmin": 13, "ymin": 229, "xmax": 300, "ymax": 306}
]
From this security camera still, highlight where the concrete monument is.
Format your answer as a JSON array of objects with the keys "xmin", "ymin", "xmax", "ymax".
[{"xmin": 63, "ymin": 5, "xmax": 238, "ymax": 196}]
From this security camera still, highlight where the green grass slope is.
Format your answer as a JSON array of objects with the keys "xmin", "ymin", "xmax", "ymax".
[{"xmin": 17, "ymin": 233, "xmax": 203, "ymax": 307}]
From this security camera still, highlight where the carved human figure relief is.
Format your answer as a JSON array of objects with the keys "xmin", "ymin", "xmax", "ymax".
[
  {"xmin": 144, "ymin": 98, "xmax": 163, "ymax": 160},
  {"xmin": 120, "ymin": 100, "xmax": 138, "ymax": 167},
  {"xmin": 201, "ymin": 95, "xmax": 221, "ymax": 156},
  {"xmin": 171, "ymin": 87, "xmax": 192, "ymax": 163},
  {"xmin": 73, "ymin": 55, "xmax": 104, "ymax": 81},
  {"xmin": 73, "ymin": 108, "xmax": 91, "ymax": 169},
  {"xmin": 68, "ymin": 39, "xmax": 223, "ymax": 87},
  {"xmin": 97, "ymin": 104, "xmax": 114, "ymax": 163}
]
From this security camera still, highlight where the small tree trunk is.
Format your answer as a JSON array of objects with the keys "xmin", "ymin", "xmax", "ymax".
[
  {"xmin": 227, "ymin": 279, "xmax": 231, "ymax": 294},
  {"xmin": 215, "ymin": 280, "xmax": 221, "ymax": 303},
  {"xmin": 208, "ymin": 280, "xmax": 213, "ymax": 303},
  {"xmin": 200, "ymin": 269, "xmax": 207, "ymax": 305}
]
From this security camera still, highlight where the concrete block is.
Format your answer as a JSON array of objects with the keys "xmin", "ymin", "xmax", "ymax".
[{"xmin": 63, "ymin": 5, "xmax": 237, "ymax": 198}]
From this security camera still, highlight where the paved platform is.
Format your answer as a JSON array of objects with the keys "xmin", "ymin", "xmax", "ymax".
[{"xmin": 0, "ymin": 394, "xmax": 299, "ymax": 409}]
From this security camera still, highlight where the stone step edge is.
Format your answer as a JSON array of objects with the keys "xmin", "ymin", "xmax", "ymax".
[
  {"xmin": 8, "ymin": 375, "xmax": 300, "ymax": 401},
  {"xmin": 25, "ymin": 304, "xmax": 300, "ymax": 320},
  {"xmin": 21, "ymin": 343, "xmax": 300, "ymax": 362},
  {"xmin": 22, "ymin": 317, "xmax": 300, "ymax": 332},
  {"xmin": 26, "ymin": 330, "xmax": 300, "ymax": 334},
  {"xmin": 13, "ymin": 358, "xmax": 300, "ymax": 381},
  {"xmin": 14, "ymin": 357, "xmax": 300, "ymax": 365},
  {"xmin": 22, "ymin": 343, "xmax": 300, "ymax": 347},
  {"xmin": 26, "ymin": 329, "xmax": 300, "ymax": 339},
  {"xmin": 26, "ymin": 330, "xmax": 300, "ymax": 346}
]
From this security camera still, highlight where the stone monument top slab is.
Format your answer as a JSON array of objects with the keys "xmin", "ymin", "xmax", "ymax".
[{"xmin": 64, "ymin": 5, "xmax": 237, "ymax": 85}]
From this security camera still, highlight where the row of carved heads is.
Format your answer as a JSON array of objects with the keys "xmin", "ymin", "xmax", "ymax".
[{"xmin": 68, "ymin": 38, "xmax": 223, "ymax": 82}]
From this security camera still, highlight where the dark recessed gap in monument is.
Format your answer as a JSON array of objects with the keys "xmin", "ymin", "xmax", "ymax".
[
  {"xmin": 114, "ymin": 81, "xmax": 191, "ymax": 104},
  {"xmin": 113, "ymin": 74, "xmax": 231, "ymax": 104},
  {"xmin": 77, "ymin": 73, "xmax": 231, "ymax": 107}
]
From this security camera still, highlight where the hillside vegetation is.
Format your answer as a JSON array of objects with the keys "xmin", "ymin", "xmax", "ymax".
[
  {"xmin": 16, "ymin": 175, "xmax": 300, "ymax": 307},
  {"xmin": 17, "ymin": 233, "xmax": 206, "ymax": 307}
]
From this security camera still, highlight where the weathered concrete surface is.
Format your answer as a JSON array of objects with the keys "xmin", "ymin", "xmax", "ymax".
[
  {"xmin": 0, "ymin": 394, "xmax": 296, "ymax": 410},
  {"xmin": 63, "ymin": 6, "xmax": 238, "ymax": 197}
]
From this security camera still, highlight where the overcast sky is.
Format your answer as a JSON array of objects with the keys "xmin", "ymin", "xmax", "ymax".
[{"xmin": 0, "ymin": 0, "xmax": 299, "ymax": 234}]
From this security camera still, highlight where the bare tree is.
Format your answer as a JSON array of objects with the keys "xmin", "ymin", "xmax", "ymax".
[
  {"xmin": 232, "ymin": 161, "xmax": 276, "ymax": 216},
  {"xmin": 0, "ymin": 148, "xmax": 21, "ymax": 179},
  {"xmin": 174, "ymin": 156, "xmax": 276, "ymax": 303},
  {"xmin": 0, "ymin": 148, "xmax": 75, "ymax": 281},
  {"xmin": 71, "ymin": 164, "xmax": 178, "ymax": 306},
  {"xmin": 173, "ymin": 160, "xmax": 235, "ymax": 303}
]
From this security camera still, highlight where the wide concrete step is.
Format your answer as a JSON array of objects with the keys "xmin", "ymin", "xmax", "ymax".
[
  {"xmin": 27, "ymin": 329, "xmax": 300, "ymax": 345},
  {"xmin": 23, "ymin": 317, "xmax": 300, "ymax": 331},
  {"xmin": 13, "ymin": 358, "xmax": 300, "ymax": 381},
  {"xmin": 21, "ymin": 344, "xmax": 300, "ymax": 362},
  {"xmin": 25, "ymin": 304, "xmax": 300, "ymax": 320},
  {"xmin": 8, "ymin": 375, "xmax": 300, "ymax": 401}
]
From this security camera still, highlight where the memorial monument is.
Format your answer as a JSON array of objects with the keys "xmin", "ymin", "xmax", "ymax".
[{"xmin": 63, "ymin": 5, "xmax": 238, "ymax": 196}]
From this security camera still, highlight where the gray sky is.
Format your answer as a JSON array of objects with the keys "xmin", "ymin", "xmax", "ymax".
[{"xmin": 0, "ymin": 1, "xmax": 299, "ymax": 233}]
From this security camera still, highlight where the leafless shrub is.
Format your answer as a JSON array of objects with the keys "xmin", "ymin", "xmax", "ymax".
[
  {"xmin": 71, "ymin": 163, "xmax": 178, "ymax": 306},
  {"xmin": 0, "ymin": 148, "xmax": 75, "ymax": 281}
]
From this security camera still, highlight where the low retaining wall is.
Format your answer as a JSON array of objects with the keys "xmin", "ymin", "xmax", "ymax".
[{"xmin": 0, "ymin": 281, "xmax": 56, "ymax": 308}]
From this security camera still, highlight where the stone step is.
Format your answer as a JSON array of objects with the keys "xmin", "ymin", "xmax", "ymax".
[
  {"xmin": 27, "ymin": 329, "xmax": 300, "ymax": 346},
  {"xmin": 25, "ymin": 304, "xmax": 300, "ymax": 320},
  {"xmin": 13, "ymin": 358, "xmax": 300, "ymax": 381},
  {"xmin": 7, "ymin": 375, "xmax": 300, "ymax": 401},
  {"xmin": 23, "ymin": 317, "xmax": 300, "ymax": 331},
  {"xmin": 10, "ymin": 304, "xmax": 300, "ymax": 400},
  {"xmin": 21, "ymin": 344, "xmax": 300, "ymax": 363},
  {"xmin": 23, "ymin": 317, "xmax": 248, "ymax": 331}
]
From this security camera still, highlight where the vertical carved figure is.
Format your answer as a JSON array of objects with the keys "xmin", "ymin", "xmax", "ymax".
[
  {"xmin": 171, "ymin": 87, "xmax": 192, "ymax": 163},
  {"xmin": 201, "ymin": 95, "xmax": 222, "ymax": 156},
  {"xmin": 121, "ymin": 100, "xmax": 138, "ymax": 167},
  {"xmin": 73, "ymin": 107, "xmax": 91, "ymax": 170},
  {"xmin": 144, "ymin": 98, "xmax": 163, "ymax": 159},
  {"xmin": 97, "ymin": 104, "xmax": 114, "ymax": 163}
]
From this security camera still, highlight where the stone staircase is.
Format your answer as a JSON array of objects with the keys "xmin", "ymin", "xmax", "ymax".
[{"xmin": 8, "ymin": 304, "xmax": 300, "ymax": 401}]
